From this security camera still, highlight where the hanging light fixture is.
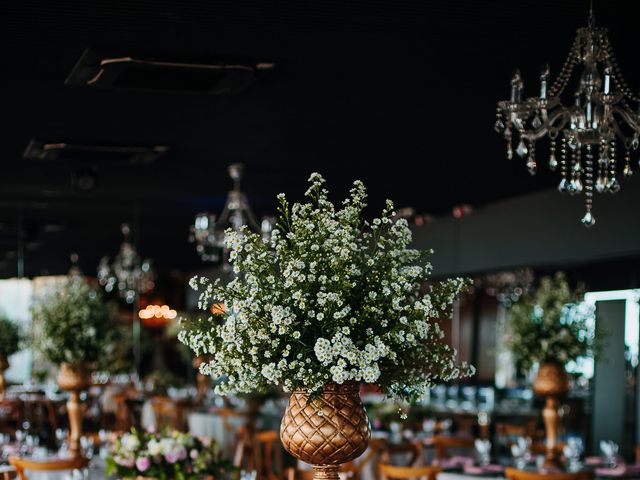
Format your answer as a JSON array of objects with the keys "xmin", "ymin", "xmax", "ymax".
[
  {"xmin": 189, "ymin": 163, "xmax": 275, "ymax": 266},
  {"xmin": 97, "ymin": 223, "xmax": 155, "ymax": 303},
  {"xmin": 495, "ymin": 2, "xmax": 639, "ymax": 227}
]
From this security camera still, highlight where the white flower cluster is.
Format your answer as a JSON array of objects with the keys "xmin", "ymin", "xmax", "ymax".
[{"xmin": 179, "ymin": 173, "xmax": 475, "ymax": 403}]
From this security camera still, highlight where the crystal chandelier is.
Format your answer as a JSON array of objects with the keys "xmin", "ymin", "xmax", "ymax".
[
  {"xmin": 495, "ymin": 5, "xmax": 638, "ymax": 226},
  {"xmin": 97, "ymin": 223, "xmax": 155, "ymax": 303},
  {"xmin": 189, "ymin": 163, "xmax": 275, "ymax": 265}
]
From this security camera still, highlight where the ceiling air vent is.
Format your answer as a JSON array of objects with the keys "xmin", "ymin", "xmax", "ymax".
[
  {"xmin": 23, "ymin": 139, "xmax": 168, "ymax": 165},
  {"xmin": 65, "ymin": 49, "xmax": 274, "ymax": 94}
]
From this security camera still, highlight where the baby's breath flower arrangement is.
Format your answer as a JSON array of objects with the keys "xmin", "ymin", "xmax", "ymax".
[
  {"xmin": 32, "ymin": 277, "xmax": 114, "ymax": 366},
  {"xmin": 179, "ymin": 173, "xmax": 474, "ymax": 403},
  {"xmin": 507, "ymin": 272, "xmax": 597, "ymax": 372}
]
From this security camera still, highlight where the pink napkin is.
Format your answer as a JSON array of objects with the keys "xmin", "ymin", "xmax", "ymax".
[
  {"xmin": 595, "ymin": 465, "xmax": 640, "ymax": 477},
  {"xmin": 437, "ymin": 456, "xmax": 475, "ymax": 469},
  {"xmin": 463, "ymin": 464, "xmax": 504, "ymax": 475},
  {"xmin": 585, "ymin": 456, "xmax": 603, "ymax": 465}
]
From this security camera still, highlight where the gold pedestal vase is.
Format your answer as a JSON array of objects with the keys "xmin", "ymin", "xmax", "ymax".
[
  {"xmin": 533, "ymin": 363, "xmax": 569, "ymax": 469},
  {"xmin": 57, "ymin": 362, "xmax": 91, "ymax": 457},
  {"xmin": 0, "ymin": 354, "xmax": 9, "ymax": 401},
  {"xmin": 280, "ymin": 382, "xmax": 370, "ymax": 480}
]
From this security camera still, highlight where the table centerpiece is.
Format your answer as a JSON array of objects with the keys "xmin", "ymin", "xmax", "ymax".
[
  {"xmin": 179, "ymin": 173, "xmax": 475, "ymax": 480},
  {"xmin": 0, "ymin": 317, "xmax": 22, "ymax": 400},
  {"xmin": 107, "ymin": 429, "xmax": 230, "ymax": 480},
  {"xmin": 32, "ymin": 276, "xmax": 115, "ymax": 456},
  {"xmin": 507, "ymin": 272, "xmax": 598, "ymax": 468}
]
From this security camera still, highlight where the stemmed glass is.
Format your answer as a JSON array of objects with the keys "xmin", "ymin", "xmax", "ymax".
[
  {"xmin": 475, "ymin": 438, "xmax": 492, "ymax": 466},
  {"xmin": 600, "ymin": 440, "xmax": 619, "ymax": 467},
  {"xmin": 511, "ymin": 437, "xmax": 532, "ymax": 469},
  {"xmin": 563, "ymin": 437, "xmax": 584, "ymax": 472}
]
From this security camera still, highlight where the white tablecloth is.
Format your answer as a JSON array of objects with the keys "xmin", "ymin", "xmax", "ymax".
[{"xmin": 188, "ymin": 411, "xmax": 247, "ymax": 452}]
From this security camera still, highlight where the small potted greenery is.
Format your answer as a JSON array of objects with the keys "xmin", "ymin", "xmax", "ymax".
[
  {"xmin": 32, "ymin": 277, "xmax": 114, "ymax": 456},
  {"xmin": 0, "ymin": 317, "xmax": 22, "ymax": 399}
]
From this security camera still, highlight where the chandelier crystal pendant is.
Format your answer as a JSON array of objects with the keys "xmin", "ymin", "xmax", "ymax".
[
  {"xmin": 495, "ymin": 5, "xmax": 639, "ymax": 227},
  {"xmin": 189, "ymin": 163, "xmax": 275, "ymax": 266},
  {"xmin": 97, "ymin": 223, "xmax": 155, "ymax": 303}
]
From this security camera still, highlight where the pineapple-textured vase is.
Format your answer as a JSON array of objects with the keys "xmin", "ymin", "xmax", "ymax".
[
  {"xmin": 280, "ymin": 382, "xmax": 370, "ymax": 480},
  {"xmin": 533, "ymin": 362, "xmax": 569, "ymax": 469},
  {"xmin": 57, "ymin": 362, "xmax": 91, "ymax": 458}
]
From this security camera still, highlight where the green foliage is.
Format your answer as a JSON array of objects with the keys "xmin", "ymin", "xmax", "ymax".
[
  {"xmin": 32, "ymin": 277, "xmax": 115, "ymax": 366},
  {"xmin": 0, "ymin": 317, "xmax": 22, "ymax": 356},
  {"xmin": 507, "ymin": 272, "xmax": 597, "ymax": 372}
]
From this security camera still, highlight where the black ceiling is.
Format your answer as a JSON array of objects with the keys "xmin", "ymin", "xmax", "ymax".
[{"xmin": 1, "ymin": 0, "xmax": 639, "ymax": 277}]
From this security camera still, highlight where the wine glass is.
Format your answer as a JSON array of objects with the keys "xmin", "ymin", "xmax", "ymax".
[{"xmin": 475, "ymin": 438, "xmax": 491, "ymax": 466}]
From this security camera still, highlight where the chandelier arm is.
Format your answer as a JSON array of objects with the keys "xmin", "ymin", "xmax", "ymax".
[
  {"xmin": 521, "ymin": 109, "xmax": 571, "ymax": 142},
  {"xmin": 610, "ymin": 106, "xmax": 640, "ymax": 141}
]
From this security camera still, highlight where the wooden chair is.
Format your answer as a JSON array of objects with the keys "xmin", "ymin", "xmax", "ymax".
[
  {"xmin": 379, "ymin": 462, "xmax": 441, "ymax": 480},
  {"xmin": 380, "ymin": 440, "xmax": 424, "ymax": 466},
  {"xmin": 431, "ymin": 435, "xmax": 474, "ymax": 460},
  {"xmin": 636, "ymin": 444, "xmax": 640, "ymax": 464},
  {"xmin": 342, "ymin": 437, "xmax": 386, "ymax": 480},
  {"xmin": 254, "ymin": 430, "xmax": 283, "ymax": 480},
  {"xmin": 9, "ymin": 456, "xmax": 89, "ymax": 480},
  {"xmin": 504, "ymin": 468, "xmax": 594, "ymax": 480},
  {"xmin": 151, "ymin": 396, "xmax": 187, "ymax": 431},
  {"xmin": 0, "ymin": 466, "xmax": 17, "ymax": 480}
]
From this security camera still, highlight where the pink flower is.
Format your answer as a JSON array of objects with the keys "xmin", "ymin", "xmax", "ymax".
[
  {"xmin": 164, "ymin": 451, "xmax": 179, "ymax": 464},
  {"xmin": 176, "ymin": 446, "xmax": 187, "ymax": 461},
  {"xmin": 190, "ymin": 449, "xmax": 199, "ymax": 460},
  {"xmin": 136, "ymin": 457, "xmax": 151, "ymax": 472}
]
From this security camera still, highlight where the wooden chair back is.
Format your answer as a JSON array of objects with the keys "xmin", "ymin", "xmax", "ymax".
[
  {"xmin": 0, "ymin": 466, "xmax": 17, "ymax": 480},
  {"xmin": 504, "ymin": 468, "xmax": 594, "ymax": 480},
  {"xmin": 380, "ymin": 441, "xmax": 424, "ymax": 466},
  {"xmin": 379, "ymin": 463, "xmax": 441, "ymax": 480},
  {"xmin": 254, "ymin": 430, "xmax": 283, "ymax": 480},
  {"xmin": 9, "ymin": 456, "xmax": 89, "ymax": 480},
  {"xmin": 431, "ymin": 435, "xmax": 474, "ymax": 460},
  {"xmin": 151, "ymin": 396, "xmax": 187, "ymax": 431}
]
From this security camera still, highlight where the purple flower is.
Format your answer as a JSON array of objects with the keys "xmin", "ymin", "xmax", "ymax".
[{"xmin": 136, "ymin": 457, "xmax": 151, "ymax": 472}]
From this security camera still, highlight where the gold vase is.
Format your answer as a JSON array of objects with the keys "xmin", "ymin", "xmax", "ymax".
[
  {"xmin": 533, "ymin": 362, "xmax": 569, "ymax": 469},
  {"xmin": 0, "ymin": 354, "xmax": 9, "ymax": 401},
  {"xmin": 57, "ymin": 362, "xmax": 91, "ymax": 457},
  {"xmin": 280, "ymin": 382, "xmax": 370, "ymax": 480}
]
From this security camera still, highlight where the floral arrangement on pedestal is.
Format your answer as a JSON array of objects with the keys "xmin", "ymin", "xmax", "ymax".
[
  {"xmin": 32, "ymin": 277, "xmax": 115, "ymax": 456},
  {"xmin": 506, "ymin": 272, "xmax": 597, "ymax": 372},
  {"xmin": 179, "ymin": 173, "xmax": 474, "ymax": 479},
  {"xmin": 506, "ymin": 271, "xmax": 598, "ymax": 468},
  {"xmin": 106, "ymin": 429, "xmax": 229, "ymax": 480}
]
